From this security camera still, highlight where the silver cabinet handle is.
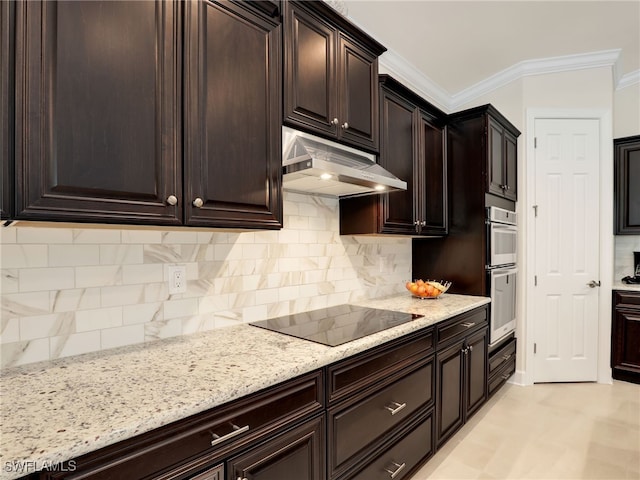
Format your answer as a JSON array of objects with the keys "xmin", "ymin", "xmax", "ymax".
[
  {"xmin": 166, "ymin": 195, "xmax": 178, "ymax": 206},
  {"xmin": 385, "ymin": 461, "xmax": 406, "ymax": 479},
  {"xmin": 237, "ymin": 478, "xmax": 248, "ymax": 480},
  {"xmin": 210, "ymin": 423, "xmax": 249, "ymax": 446},
  {"xmin": 502, "ymin": 353, "xmax": 512, "ymax": 361},
  {"xmin": 587, "ymin": 280, "xmax": 601, "ymax": 288},
  {"xmin": 469, "ymin": 344, "xmax": 473, "ymax": 352},
  {"xmin": 502, "ymin": 373, "xmax": 511, "ymax": 380},
  {"xmin": 384, "ymin": 401, "xmax": 407, "ymax": 416},
  {"xmin": 461, "ymin": 322, "xmax": 476, "ymax": 328},
  {"xmin": 193, "ymin": 197, "xmax": 204, "ymax": 208},
  {"xmin": 341, "ymin": 121, "xmax": 349, "ymax": 129},
  {"xmin": 331, "ymin": 118, "xmax": 339, "ymax": 125}
]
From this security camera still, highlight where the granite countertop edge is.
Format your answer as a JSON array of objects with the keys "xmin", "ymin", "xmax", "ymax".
[
  {"xmin": 612, "ymin": 282, "xmax": 640, "ymax": 292},
  {"xmin": 0, "ymin": 293, "xmax": 489, "ymax": 480}
]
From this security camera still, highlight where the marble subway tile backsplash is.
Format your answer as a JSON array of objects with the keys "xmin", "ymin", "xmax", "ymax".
[
  {"xmin": 614, "ymin": 235, "xmax": 640, "ymax": 280},
  {"xmin": 0, "ymin": 192, "xmax": 411, "ymax": 368}
]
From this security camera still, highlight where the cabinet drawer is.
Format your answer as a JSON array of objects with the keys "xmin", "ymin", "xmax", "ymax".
[
  {"xmin": 436, "ymin": 307, "xmax": 488, "ymax": 347},
  {"xmin": 328, "ymin": 358, "xmax": 433, "ymax": 476},
  {"xmin": 45, "ymin": 371, "xmax": 323, "ymax": 480},
  {"xmin": 327, "ymin": 329, "xmax": 434, "ymax": 404},
  {"xmin": 614, "ymin": 291, "xmax": 640, "ymax": 310},
  {"xmin": 488, "ymin": 357, "xmax": 515, "ymax": 396},
  {"xmin": 488, "ymin": 337, "xmax": 516, "ymax": 375},
  {"xmin": 346, "ymin": 408, "xmax": 434, "ymax": 480}
]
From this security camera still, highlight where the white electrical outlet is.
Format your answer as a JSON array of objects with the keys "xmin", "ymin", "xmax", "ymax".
[{"xmin": 168, "ymin": 265, "xmax": 187, "ymax": 294}]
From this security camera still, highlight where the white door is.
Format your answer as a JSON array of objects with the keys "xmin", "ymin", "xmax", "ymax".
[{"xmin": 533, "ymin": 118, "xmax": 600, "ymax": 383}]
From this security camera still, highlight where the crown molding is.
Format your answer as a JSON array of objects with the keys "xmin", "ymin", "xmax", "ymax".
[
  {"xmin": 378, "ymin": 48, "xmax": 626, "ymax": 112},
  {"xmin": 617, "ymin": 69, "xmax": 640, "ymax": 90},
  {"xmin": 450, "ymin": 49, "xmax": 622, "ymax": 110}
]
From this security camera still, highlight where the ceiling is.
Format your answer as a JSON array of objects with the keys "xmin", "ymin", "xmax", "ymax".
[{"xmin": 343, "ymin": 1, "xmax": 640, "ymax": 105}]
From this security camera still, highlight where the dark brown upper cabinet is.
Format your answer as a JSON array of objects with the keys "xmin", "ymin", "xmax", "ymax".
[
  {"xmin": 284, "ymin": 0, "xmax": 386, "ymax": 153},
  {"xmin": 1, "ymin": 0, "xmax": 13, "ymax": 221},
  {"xmin": 12, "ymin": 0, "xmax": 282, "ymax": 230},
  {"xmin": 183, "ymin": 0, "xmax": 282, "ymax": 229},
  {"xmin": 449, "ymin": 105, "xmax": 520, "ymax": 204},
  {"xmin": 14, "ymin": 0, "xmax": 183, "ymax": 225},
  {"xmin": 340, "ymin": 75, "xmax": 447, "ymax": 236},
  {"xmin": 614, "ymin": 135, "xmax": 640, "ymax": 234}
]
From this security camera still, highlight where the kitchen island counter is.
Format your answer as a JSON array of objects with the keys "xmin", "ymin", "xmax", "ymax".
[{"xmin": 0, "ymin": 293, "xmax": 489, "ymax": 479}]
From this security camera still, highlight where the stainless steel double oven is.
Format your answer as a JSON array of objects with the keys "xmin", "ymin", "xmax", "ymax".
[{"xmin": 486, "ymin": 207, "xmax": 517, "ymax": 346}]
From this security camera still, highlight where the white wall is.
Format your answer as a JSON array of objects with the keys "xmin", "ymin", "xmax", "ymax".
[
  {"xmin": 0, "ymin": 192, "xmax": 412, "ymax": 368},
  {"xmin": 614, "ymin": 81, "xmax": 640, "ymax": 138}
]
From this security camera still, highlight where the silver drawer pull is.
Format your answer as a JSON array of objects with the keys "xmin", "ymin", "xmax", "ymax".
[
  {"xmin": 502, "ymin": 373, "xmax": 511, "ymax": 380},
  {"xmin": 210, "ymin": 423, "xmax": 249, "ymax": 447},
  {"xmin": 385, "ymin": 461, "xmax": 406, "ymax": 479},
  {"xmin": 461, "ymin": 322, "xmax": 476, "ymax": 328},
  {"xmin": 384, "ymin": 401, "xmax": 407, "ymax": 416},
  {"xmin": 502, "ymin": 353, "xmax": 512, "ymax": 361}
]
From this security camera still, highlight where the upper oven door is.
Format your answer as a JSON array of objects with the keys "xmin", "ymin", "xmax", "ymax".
[{"xmin": 488, "ymin": 222, "xmax": 517, "ymax": 267}]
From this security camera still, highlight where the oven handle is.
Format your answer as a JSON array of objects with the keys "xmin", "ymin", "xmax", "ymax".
[
  {"xmin": 489, "ymin": 266, "xmax": 518, "ymax": 277},
  {"xmin": 490, "ymin": 223, "xmax": 518, "ymax": 233}
]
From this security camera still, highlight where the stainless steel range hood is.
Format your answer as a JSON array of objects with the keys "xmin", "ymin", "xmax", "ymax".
[{"xmin": 282, "ymin": 127, "xmax": 407, "ymax": 197}]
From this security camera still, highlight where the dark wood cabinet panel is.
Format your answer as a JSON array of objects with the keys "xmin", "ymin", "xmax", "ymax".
[
  {"xmin": 487, "ymin": 114, "xmax": 518, "ymax": 201},
  {"xmin": 465, "ymin": 328, "xmax": 488, "ymax": 417},
  {"xmin": 284, "ymin": 0, "xmax": 384, "ymax": 152},
  {"xmin": 346, "ymin": 408, "xmax": 434, "ymax": 480},
  {"xmin": 504, "ymin": 130, "xmax": 518, "ymax": 201},
  {"xmin": 339, "ymin": 75, "xmax": 447, "ymax": 236},
  {"xmin": 227, "ymin": 415, "xmax": 325, "ymax": 480},
  {"xmin": 419, "ymin": 111, "xmax": 448, "ymax": 235},
  {"xmin": 1, "ymin": 0, "xmax": 14, "ymax": 220},
  {"xmin": 284, "ymin": 3, "xmax": 336, "ymax": 137},
  {"xmin": 435, "ymin": 339, "xmax": 465, "ymax": 447},
  {"xmin": 328, "ymin": 358, "xmax": 433, "ymax": 477},
  {"xmin": 14, "ymin": 0, "xmax": 182, "ymax": 225},
  {"xmin": 611, "ymin": 291, "xmax": 640, "ymax": 384},
  {"xmin": 614, "ymin": 135, "xmax": 640, "ymax": 234},
  {"xmin": 184, "ymin": 0, "xmax": 282, "ymax": 229},
  {"xmin": 337, "ymin": 34, "xmax": 379, "ymax": 151},
  {"xmin": 435, "ymin": 309, "xmax": 488, "ymax": 447}
]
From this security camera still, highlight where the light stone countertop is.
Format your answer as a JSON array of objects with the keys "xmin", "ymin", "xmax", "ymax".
[
  {"xmin": 613, "ymin": 282, "xmax": 640, "ymax": 292},
  {"xmin": 0, "ymin": 293, "xmax": 489, "ymax": 480}
]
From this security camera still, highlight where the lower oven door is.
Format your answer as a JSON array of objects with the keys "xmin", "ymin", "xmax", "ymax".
[{"xmin": 489, "ymin": 266, "xmax": 517, "ymax": 346}]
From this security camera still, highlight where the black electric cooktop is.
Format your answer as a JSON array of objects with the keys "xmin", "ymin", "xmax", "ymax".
[{"xmin": 250, "ymin": 304, "xmax": 423, "ymax": 347}]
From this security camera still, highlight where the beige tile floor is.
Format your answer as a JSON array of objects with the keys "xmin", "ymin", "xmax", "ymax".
[{"xmin": 412, "ymin": 381, "xmax": 640, "ymax": 480}]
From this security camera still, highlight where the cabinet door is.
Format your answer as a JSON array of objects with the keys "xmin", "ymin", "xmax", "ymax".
[
  {"xmin": 614, "ymin": 135, "xmax": 640, "ymax": 234},
  {"xmin": 418, "ymin": 112, "xmax": 447, "ymax": 235},
  {"xmin": 1, "ymin": 0, "xmax": 13, "ymax": 220},
  {"xmin": 184, "ymin": 0, "xmax": 283, "ymax": 229},
  {"xmin": 284, "ymin": 2, "xmax": 337, "ymax": 138},
  {"xmin": 227, "ymin": 415, "xmax": 325, "ymax": 480},
  {"xmin": 14, "ymin": 0, "xmax": 182, "ymax": 225},
  {"xmin": 612, "ymin": 308, "xmax": 640, "ymax": 384},
  {"xmin": 504, "ymin": 130, "xmax": 518, "ymax": 201},
  {"xmin": 435, "ymin": 340, "xmax": 464, "ymax": 447},
  {"xmin": 337, "ymin": 34, "xmax": 379, "ymax": 152},
  {"xmin": 378, "ymin": 87, "xmax": 418, "ymax": 235},
  {"xmin": 487, "ymin": 117, "xmax": 506, "ymax": 198},
  {"xmin": 465, "ymin": 329, "xmax": 488, "ymax": 418}
]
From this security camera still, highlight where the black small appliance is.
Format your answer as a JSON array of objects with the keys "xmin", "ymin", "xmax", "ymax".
[{"xmin": 622, "ymin": 251, "xmax": 640, "ymax": 284}]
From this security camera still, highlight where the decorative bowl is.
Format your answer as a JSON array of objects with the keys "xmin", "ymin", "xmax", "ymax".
[{"xmin": 405, "ymin": 280, "xmax": 452, "ymax": 299}]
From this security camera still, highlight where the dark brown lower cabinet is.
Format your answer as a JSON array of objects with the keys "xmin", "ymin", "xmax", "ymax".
[
  {"xmin": 435, "ymin": 326, "xmax": 487, "ymax": 447},
  {"xmin": 345, "ymin": 408, "xmax": 434, "ymax": 480},
  {"xmin": 487, "ymin": 335, "xmax": 516, "ymax": 396},
  {"xmin": 227, "ymin": 415, "xmax": 325, "ymax": 480},
  {"xmin": 612, "ymin": 291, "xmax": 640, "ymax": 384}
]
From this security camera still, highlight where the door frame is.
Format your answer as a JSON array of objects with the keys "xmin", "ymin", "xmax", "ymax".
[{"xmin": 522, "ymin": 108, "xmax": 614, "ymax": 385}]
